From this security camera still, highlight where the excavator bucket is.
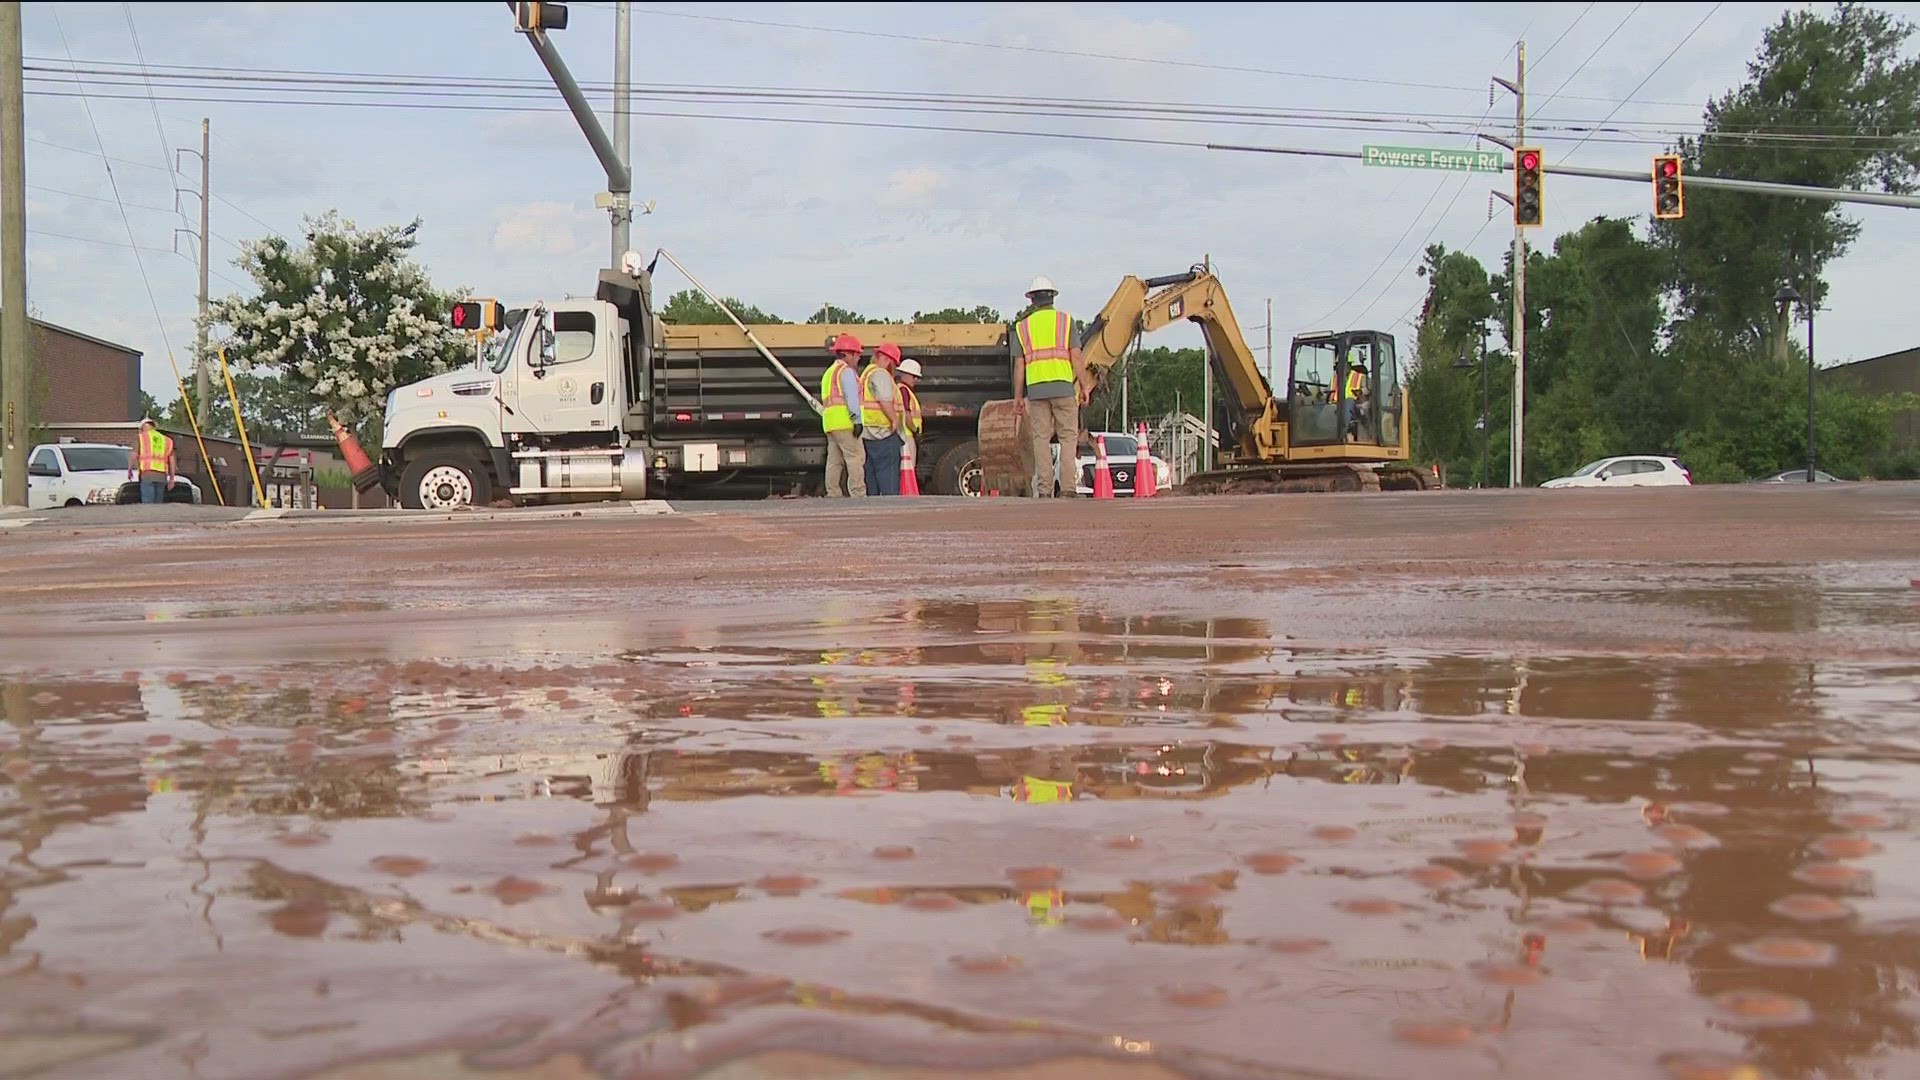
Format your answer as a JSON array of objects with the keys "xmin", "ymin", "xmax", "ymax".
[{"xmin": 976, "ymin": 399, "xmax": 1032, "ymax": 497}]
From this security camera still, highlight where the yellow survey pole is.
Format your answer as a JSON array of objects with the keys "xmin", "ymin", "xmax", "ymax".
[{"xmin": 216, "ymin": 346, "xmax": 266, "ymax": 508}]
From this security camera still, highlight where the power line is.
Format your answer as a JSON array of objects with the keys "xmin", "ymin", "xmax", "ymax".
[
  {"xmin": 26, "ymin": 226, "xmax": 174, "ymax": 255},
  {"xmin": 44, "ymin": 4, "xmax": 187, "ymax": 403},
  {"xmin": 1529, "ymin": 3, "xmax": 1596, "ymax": 71},
  {"xmin": 28, "ymin": 183, "xmax": 176, "ymax": 216},
  {"xmin": 1532, "ymin": 3, "xmax": 1644, "ymax": 117},
  {"xmin": 119, "ymin": 2, "xmax": 184, "ymax": 209},
  {"xmin": 629, "ymin": 6, "xmax": 1490, "ymax": 97},
  {"xmin": 1564, "ymin": 3, "xmax": 1726, "ymax": 162}
]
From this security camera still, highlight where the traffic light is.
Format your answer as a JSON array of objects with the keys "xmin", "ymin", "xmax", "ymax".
[
  {"xmin": 1514, "ymin": 147, "xmax": 1543, "ymax": 228},
  {"xmin": 1653, "ymin": 154, "xmax": 1685, "ymax": 220},
  {"xmin": 450, "ymin": 300, "xmax": 500, "ymax": 332},
  {"xmin": 514, "ymin": 2, "xmax": 568, "ymax": 32}
]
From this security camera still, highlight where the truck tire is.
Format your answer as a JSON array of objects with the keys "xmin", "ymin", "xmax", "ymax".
[
  {"xmin": 400, "ymin": 449, "xmax": 493, "ymax": 510},
  {"xmin": 932, "ymin": 440, "xmax": 984, "ymax": 497}
]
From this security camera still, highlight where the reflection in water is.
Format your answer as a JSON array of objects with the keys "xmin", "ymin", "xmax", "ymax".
[{"xmin": 2, "ymin": 597, "xmax": 1919, "ymax": 1078}]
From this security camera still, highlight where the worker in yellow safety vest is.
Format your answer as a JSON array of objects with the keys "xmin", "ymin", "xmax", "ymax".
[
  {"xmin": 1012, "ymin": 277, "xmax": 1085, "ymax": 498},
  {"xmin": 130, "ymin": 418, "xmax": 176, "ymax": 504},
  {"xmin": 861, "ymin": 343, "xmax": 904, "ymax": 496},
  {"xmin": 895, "ymin": 357, "xmax": 924, "ymax": 477},
  {"xmin": 1341, "ymin": 347, "xmax": 1370, "ymax": 440},
  {"xmin": 820, "ymin": 335, "xmax": 867, "ymax": 497}
]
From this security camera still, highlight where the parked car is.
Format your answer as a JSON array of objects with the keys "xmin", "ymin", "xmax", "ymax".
[
  {"xmin": 1754, "ymin": 469, "xmax": 1842, "ymax": 483},
  {"xmin": 1073, "ymin": 432, "xmax": 1174, "ymax": 496},
  {"xmin": 1540, "ymin": 455, "xmax": 1692, "ymax": 488},
  {"xmin": 14, "ymin": 443, "xmax": 202, "ymax": 508}
]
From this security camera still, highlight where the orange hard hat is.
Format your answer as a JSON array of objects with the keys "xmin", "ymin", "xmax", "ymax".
[
  {"xmin": 831, "ymin": 333, "xmax": 863, "ymax": 355},
  {"xmin": 875, "ymin": 342, "xmax": 902, "ymax": 365}
]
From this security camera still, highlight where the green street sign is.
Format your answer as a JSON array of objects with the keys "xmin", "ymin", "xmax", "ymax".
[{"xmin": 1362, "ymin": 145, "xmax": 1506, "ymax": 173}]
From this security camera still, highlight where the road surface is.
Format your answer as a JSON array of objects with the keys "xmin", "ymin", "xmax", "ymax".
[{"xmin": 1, "ymin": 485, "xmax": 1917, "ymax": 1079}]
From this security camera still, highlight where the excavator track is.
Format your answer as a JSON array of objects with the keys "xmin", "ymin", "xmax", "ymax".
[
  {"xmin": 1181, "ymin": 463, "xmax": 1384, "ymax": 496},
  {"xmin": 976, "ymin": 399, "xmax": 1032, "ymax": 497}
]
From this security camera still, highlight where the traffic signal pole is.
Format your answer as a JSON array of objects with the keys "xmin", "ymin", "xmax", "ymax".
[
  {"xmin": 506, "ymin": 2, "xmax": 632, "ymax": 271},
  {"xmin": 612, "ymin": 1, "xmax": 631, "ymax": 268},
  {"xmin": 1510, "ymin": 43, "xmax": 1525, "ymax": 489}
]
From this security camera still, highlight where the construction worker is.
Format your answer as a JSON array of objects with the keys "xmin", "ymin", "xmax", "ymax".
[
  {"xmin": 1343, "ymin": 359, "xmax": 1370, "ymax": 440},
  {"xmin": 1013, "ymin": 277, "xmax": 1085, "ymax": 498},
  {"xmin": 820, "ymin": 334, "xmax": 866, "ymax": 497},
  {"xmin": 861, "ymin": 343, "xmax": 904, "ymax": 496},
  {"xmin": 130, "ymin": 418, "xmax": 176, "ymax": 504},
  {"xmin": 895, "ymin": 357, "xmax": 924, "ymax": 478}
]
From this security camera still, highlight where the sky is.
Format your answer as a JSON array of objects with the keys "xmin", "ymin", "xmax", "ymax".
[{"xmin": 10, "ymin": 1, "xmax": 1920, "ymax": 406}]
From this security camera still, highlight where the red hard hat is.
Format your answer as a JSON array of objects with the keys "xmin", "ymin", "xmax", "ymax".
[
  {"xmin": 831, "ymin": 333, "xmax": 863, "ymax": 355},
  {"xmin": 875, "ymin": 342, "xmax": 902, "ymax": 365}
]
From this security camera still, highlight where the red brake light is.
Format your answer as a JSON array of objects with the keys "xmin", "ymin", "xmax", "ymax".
[{"xmin": 674, "ymin": 412, "xmax": 693, "ymax": 422}]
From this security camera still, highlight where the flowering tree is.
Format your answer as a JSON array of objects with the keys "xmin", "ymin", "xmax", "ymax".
[{"xmin": 205, "ymin": 212, "xmax": 469, "ymax": 433}]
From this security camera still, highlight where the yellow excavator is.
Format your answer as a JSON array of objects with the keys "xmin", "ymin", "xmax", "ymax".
[{"xmin": 977, "ymin": 261, "xmax": 1430, "ymax": 493}]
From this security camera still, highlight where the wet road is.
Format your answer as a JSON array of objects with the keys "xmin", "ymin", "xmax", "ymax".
[{"xmin": 2, "ymin": 486, "xmax": 1918, "ymax": 1079}]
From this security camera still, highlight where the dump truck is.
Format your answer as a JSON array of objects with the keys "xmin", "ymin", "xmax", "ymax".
[{"xmin": 375, "ymin": 265, "xmax": 1018, "ymax": 507}]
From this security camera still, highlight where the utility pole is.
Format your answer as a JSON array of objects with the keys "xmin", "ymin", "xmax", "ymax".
[
  {"xmin": 611, "ymin": 0, "xmax": 631, "ymax": 266},
  {"xmin": 181, "ymin": 120, "xmax": 212, "ymax": 421},
  {"xmin": 1509, "ymin": 43, "xmax": 1526, "ymax": 488},
  {"xmin": 0, "ymin": 1, "xmax": 27, "ymax": 509}
]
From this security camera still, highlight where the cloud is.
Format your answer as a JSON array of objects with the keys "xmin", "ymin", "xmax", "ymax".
[
  {"xmin": 490, "ymin": 201, "xmax": 598, "ymax": 258},
  {"xmin": 875, "ymin": 167, "xmax": 946, "ymax": 209}
]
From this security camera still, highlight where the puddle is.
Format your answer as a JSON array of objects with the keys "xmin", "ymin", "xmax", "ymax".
[{"xmin": 3, "ymin": 598, "xmax": 1919, "ymax": 1078}]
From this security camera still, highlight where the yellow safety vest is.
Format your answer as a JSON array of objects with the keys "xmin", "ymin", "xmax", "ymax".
[
  {"xmin": 820, "ymin": 360, "xmax": 857, "ymax": 433},
  {"xmin": 135, "ymin": 430, "xmax": 171, "ymax": 472},
  {"xmin": 1017, "ymin": 308, "xmax": 1075, "ymax": 387},
  {"xmin": 860, "ymin": 364, "xmax": 896, "ymax": 433},
  {"xmin": 1014, "ymin": 775, "xmax": 1073, "ymax": 803},
  {"xmin": 900, "ymin": 385, "xmax": 923, "ymax": 437},
  {"xmin": 1344, "ymin": 369, "xmax": 1365, "ymax": 399}
]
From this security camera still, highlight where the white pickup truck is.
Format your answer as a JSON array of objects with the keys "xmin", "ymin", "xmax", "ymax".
[{"xmin": 12, "ymin": 443, "xmax": 202, "ymax": 509}]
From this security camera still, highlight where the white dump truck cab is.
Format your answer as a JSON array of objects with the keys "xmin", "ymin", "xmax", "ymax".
[{"xmin": 380, "ymin": 270, "xmax": 653, "ymax": 509}]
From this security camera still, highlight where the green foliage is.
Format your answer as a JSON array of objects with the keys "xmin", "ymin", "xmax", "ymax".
[
  {"xmin": 161, "ymin": 370, "xmax": 320, "ymax": 445},
  {"xmin": 659, "ymin": 290, "xmax": 783, "ymax": 324},
  {"xmin": 1409, "ymin": 6, "xmax": 1915, "ymax": 486},
  {"xmin": 1084, "ymin": 346, "xmax": 1206, "ymax": 429},
  {"xmin": 912, "ymin": 305, "xmax": 1003, "ymax": 324},
  {"xmin": 1656, "ymin": 3, "xmax": 1920, "ymax": 349},
  {"xmin": 804, "ymin": 304, "xmax": 890, "ymax": 324},
  {"xmin": 205, "ymin": 212, "xmax": 468, "ymax": 431},
  {"xmin": 138, "ymin": 391, "xmax": 160, "ymax": 421}
]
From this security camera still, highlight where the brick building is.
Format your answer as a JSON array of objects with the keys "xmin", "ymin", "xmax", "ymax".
[{"xmin": 3, "ymin": 316, "xmax": 145, "ymax": 424}]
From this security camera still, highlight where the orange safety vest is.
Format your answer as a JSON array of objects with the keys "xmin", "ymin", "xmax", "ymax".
[
  {"xmin": 135, "ymin": 429, "xmax": 172, "ymax": 472},
  {"xmin": 1017, "ymin": 308, "xmax": 1076, "ymax": 387}
]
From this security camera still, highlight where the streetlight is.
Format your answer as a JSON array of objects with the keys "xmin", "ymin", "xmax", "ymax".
[
  {"xmin": 1453, "ymin": 325, "xmax": 1492, "ymax": 489},
  {"xmin": 1775, "ymin": 282, "xmax": 1814, "ymax": 483}
]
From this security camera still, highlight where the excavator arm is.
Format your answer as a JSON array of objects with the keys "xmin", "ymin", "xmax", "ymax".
[{"xmin": 1077, "ymin": 266, "xmax": 1286, "ymax": 459}]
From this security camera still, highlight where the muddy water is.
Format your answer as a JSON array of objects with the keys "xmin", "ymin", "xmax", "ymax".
[{"xmin": 4, "ymin": 597, "xmax": 1919, "ymax": 1079}]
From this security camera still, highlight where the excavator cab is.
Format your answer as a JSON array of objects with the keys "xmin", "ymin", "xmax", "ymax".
[{"xmin": 1286, "ymin": 330, "xmax": 1400, "ymax": 451}]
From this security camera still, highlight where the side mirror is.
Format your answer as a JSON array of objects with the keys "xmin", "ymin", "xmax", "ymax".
[
  {"xmin": 532, "ymin": 313, "xmax": 556, "ymax": 378},
  {"xmin": 1597, "ymin": 471, "xmax": 1612, "ymax": 481}
]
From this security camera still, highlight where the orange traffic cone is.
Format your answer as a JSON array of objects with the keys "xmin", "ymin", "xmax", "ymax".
[
  {"xmin": 327, "ymin": 413, "xmax": 382, "ymax": 494},
  {"xmin": 900, "ymin": 440, "xmax": 921, "ymax": 497},
  {"xmin": 1133, "ymin": 422, "xmax": 1156, "ymax": 498},
  {"xmin": 1092, "ymin": 435, "xmax": 1115, "ymax": 499}
]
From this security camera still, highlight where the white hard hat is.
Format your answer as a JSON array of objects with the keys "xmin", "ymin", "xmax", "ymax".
[
  {"xmin": 1026, "ymin": 275, "xmax": 1057, "ymax": 296},
  {"xmin": 897, "ymin": 358, "xmax": 923, "ymax": 378}
]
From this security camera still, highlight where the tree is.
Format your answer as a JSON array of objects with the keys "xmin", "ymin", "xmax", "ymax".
[
  {"xmin": 805, "ymin": 304, "xmax": 887, "ymax": 324},
  {"xmin": 912, "ymin": 305, "xmax": 1003, "ymax": 324},
  {"xmin": 1657, "ymin": 3, "xmax": 1920, "ymax": 353},
  {"xmin": 204, "ymin": 211, "xmax": 469, "ymax": 432},
  {"xmin": 138, "ymin": 391, "xmax": 160, "ymax": 421},
  {"xmin": 659, "ymin": 290, "xmax": 782, "ymax": 324},
  {"xmin": 1084, "ymin": 346, "xmax": 1206, "ymax": 429},
  {"xmin": 162, "ymin": 369, "xmax": 320, "ymax": 445}
]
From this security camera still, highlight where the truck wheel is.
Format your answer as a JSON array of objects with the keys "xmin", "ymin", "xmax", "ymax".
[
  {"xmin": 400, "ymin": 450, "xmax": 493, "ymax": 510},
  {"xmin": 933, "ymin": 440, "xmax": 984, "ymax": 497}
]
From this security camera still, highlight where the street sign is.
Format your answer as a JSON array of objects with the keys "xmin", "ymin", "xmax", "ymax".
[{"xmin": 1362, "ymin": 145, "xmax": 1505, "ymax": 173}]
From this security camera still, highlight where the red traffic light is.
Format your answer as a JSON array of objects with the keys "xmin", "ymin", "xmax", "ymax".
[
  {"xmin": 1660, "ymin": 158, "xmax": 1679, "ymax": 178},
  {"xmin": 1519, "ymin": 151, "xmax": 1540, "ymax": 171}
]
